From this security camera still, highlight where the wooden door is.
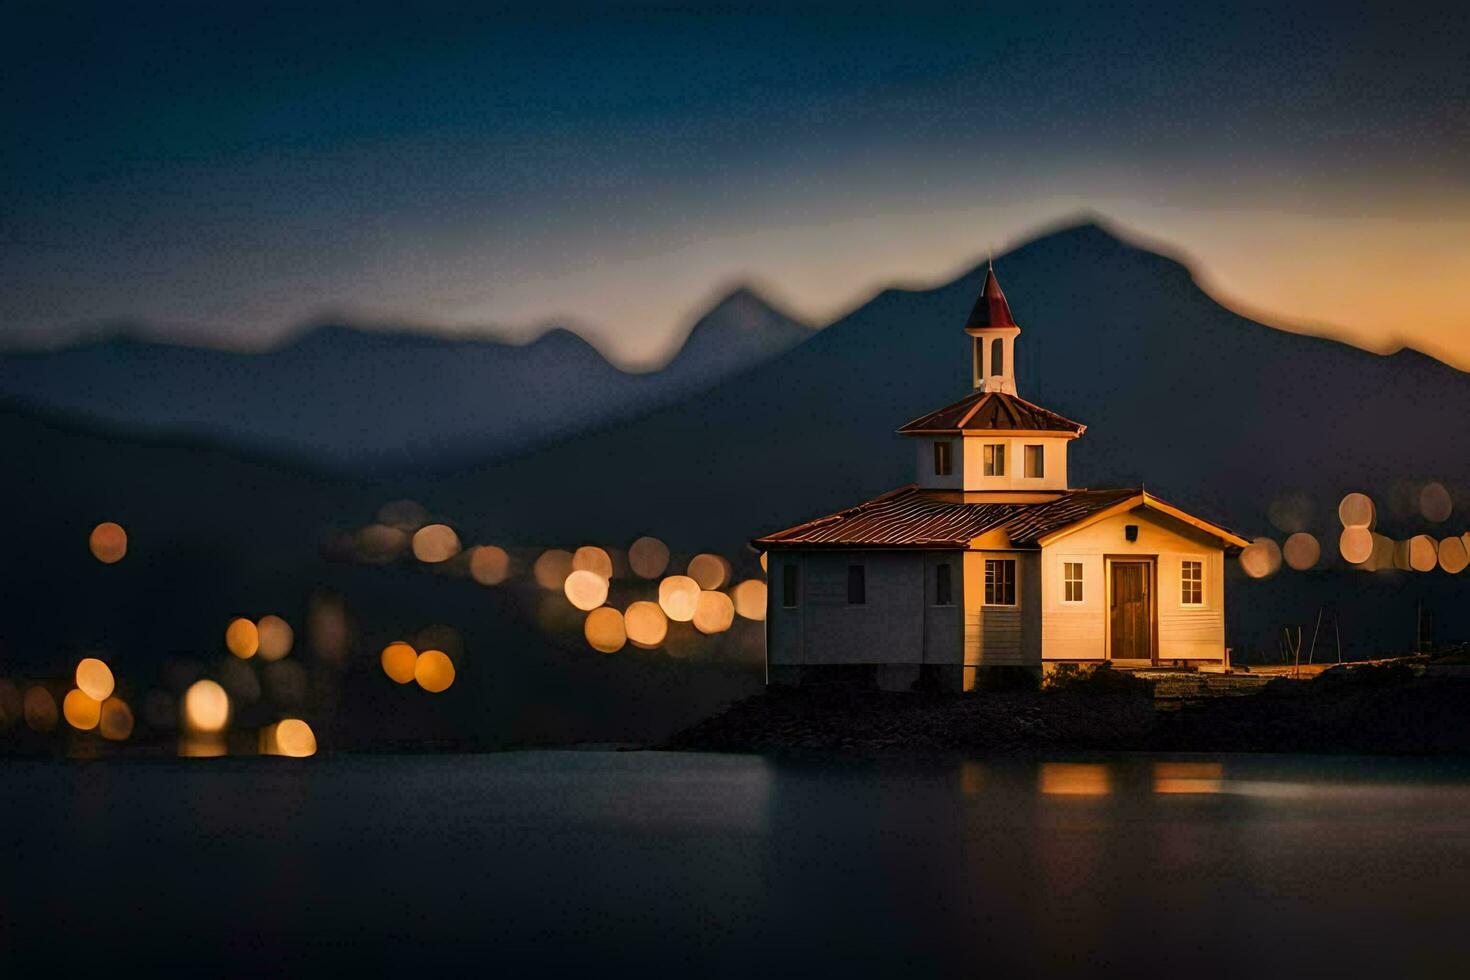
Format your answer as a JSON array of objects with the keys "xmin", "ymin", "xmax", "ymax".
[{"xmin": 1110, "ymin": 562, "xmax": 1153, "ymax": 662}]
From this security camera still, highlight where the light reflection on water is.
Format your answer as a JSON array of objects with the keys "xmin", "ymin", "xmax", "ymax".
[{"xmin": 5, "ymin": 752, "xmax": 1470, "ymax": 975}]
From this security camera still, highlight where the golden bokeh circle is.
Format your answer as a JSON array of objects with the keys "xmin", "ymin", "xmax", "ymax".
[
  {"xmin": 628, "ymin": 536, "xmax": 670, "ymax": 579},
  {"xmin": 380, "ymin": 641, "xmax": 418, "ymax": 684},
  {"xmin": 412, "ymin": 524, "xmax": 462, "ymax": 563},
  {"xmin": 469, "ymin": 545, "xmax": 511, "ymax": 585},
  {"xmin": 732, "ymin": 579, "xmax": 768, "ymax": 620},
  {"xmin": 533, "ymin": 549, "xmax": 574, "ymax": 590},
  {"xmin": 75, "ymin": 657, "xmax": 115, "ymax": 702},
  {"xmin": 563, "ymin": 569, "xmax": 610, "ymax": 611},
  {"xmin": 183, "ymin": 679, "xmax": 230, "ymax": 734},
  {"xmin": 414, "ymin": 649, "xmax": 456, "ymax": 693},
  {"xmin": 256, "ymin": 615, "xmax": 294, "ymax": 661},
  {"xmin": 89, "ymin": 522, "xmax": 128, "ymax": 563},
  {"xmin": 624, "ymin": 601, "xmax": 669, "ymax": 649},
  {"xmin": 687, "ymin": 553, "xmax": 730, "ymax": 590},
  {"xmin": 225, "ymin": 618, "xmax": 260, "ymax": 659},
  {"xmin": 274, "ymin": 718, "xmax": 318, "ymax": 757},
  {"xmin": 63, "ymin": 689, "xmax": 102, "ymax": 731},
  {"xmin": 99, "ymin": 698, "xmax": 135, "ymax": 741},
  {"xmin": 584, "ymin": 607, "xmax": 627, "ymax": 653},
  {"xmin": 657, "ymin": 575, "xmax": 701, "ymax": 622},
  {"xmin": 1282, "ymin": 532, "xmax": 1320, "ymax": 572},
  {"xmin": 692, "ymin": 590, "xmax": 736, "ymax": 635}
]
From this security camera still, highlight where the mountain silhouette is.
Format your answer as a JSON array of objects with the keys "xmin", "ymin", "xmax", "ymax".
[
  {"xmin": 4, "ymin": 217, "xmax": 1469, "ymax": 665},
  {"xmin": 0, "ymin": 285, "xmax": 812, "ymax": 471}
]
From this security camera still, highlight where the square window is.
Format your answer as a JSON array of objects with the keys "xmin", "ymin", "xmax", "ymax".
[
  {"xmin": 1181, "ymin": 560, "xmax": 1204, "ymax": 606},
  {"xmin": 984, "ymin": 558, "xmax": 1016, "ymax": 605},
  {"xmin": 1025, "ymin": 444, "xmax": 1044, "ymax": 478},
  {"xmin": 933, "ymin": 441, "xmax": 952, "ymax": 476},
  {"xmin": 847, "ymin": 564, "xmax": 866, "ymax": 605},
  {"xmin": 935, "ymin": 563, "xmax": 953, "ymax": 606},
  {"xmin": 782, "ymin": 564, "xmax": 799, "ymax": 607},
  {"xmin": 1063, "ymin": 561, "xmax": 1084, "ymax": 602},
  {"xmin": 983, "ymin": 443, "xmax": 1006, "ymax": 477}
]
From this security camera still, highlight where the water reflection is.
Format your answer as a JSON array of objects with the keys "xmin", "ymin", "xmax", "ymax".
[{"xmin": 1039, "ymin": 762, "xmax": 1112, "ymax": 796}]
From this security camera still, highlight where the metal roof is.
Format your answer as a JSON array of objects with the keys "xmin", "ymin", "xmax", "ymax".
[
  {"xmin": 754, "ymin": 485, "xmax": 1140, "ymax": 549},
  {"xmin": 964, "ymin": 265, "xmax": 1017, "ymax": 331},
  {"xmin": 897, "ymin": 390, "xmax": 1086, "ymax": 435}
]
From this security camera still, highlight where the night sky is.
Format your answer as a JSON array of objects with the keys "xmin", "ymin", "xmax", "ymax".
[{"xmin": 4, "ymin": 2, "xmax": 1467, "ymax": 366}]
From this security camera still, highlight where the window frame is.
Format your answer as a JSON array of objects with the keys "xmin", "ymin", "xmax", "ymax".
[
  {"xmin": 932, "ymin": 440, "xmax": 953, "ymax": 477},
  {"xmin": 781, "ymin": 563, "xmax": 799, "ymax": 608},
  {"xmin": 934, "ymin": 562, "xmax": 953, "ymax": 606},
  {"xmin": 982, "ymin": 443, "xmax": 1006, "ymax": 477},
  {"xmin": 983, "ymin": 558, "xmax": 1017, "ymax": 606},
  {"xmin": 847, "ymin": 564, "xmax": 866, "ymax": 605},
  {"xmin": 1024, "ymin": 444, "xmax": 1044, "ymax": 479},
  {"xmin": 1180, "ymin": 559, "xmax": 1204, "ymax": 607},
  {"xmin": 1062, "ymin": 560, "xmax": 1084, "ymax": 603}
]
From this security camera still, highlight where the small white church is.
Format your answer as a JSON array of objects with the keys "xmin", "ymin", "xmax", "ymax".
[{"xmin": 755, "ymin": 264, "xmax": 1248, "ymax": 691}]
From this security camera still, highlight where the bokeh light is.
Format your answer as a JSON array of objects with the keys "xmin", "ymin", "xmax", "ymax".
[
  {"xmin": 0, "ymin": 680, "xmax": 19, "ymax": 729},
  {"xmin": 584, "ymin": 607, "xmax": 627, "ymax": 653},
  {"xmin": 692, "ymin": 590, "xmax": 736, "ymax": 634},
  {"xmin": 273, "ymin": 718, "xmax": 317, "ymax": 758},
  {"xmin": 732, "ymin": 579, "xmax": 768, "ymax": 620},
  {"xmin": 1267, "ymin": 492, "xmax": 1313, "ymax": 533},
  {"xmin": 469, "ymin": 545, "xmax": 511, "ymax": 585},
  {"xmin": 687, "ymin": 553, "xmax": 730, "ymax": 590},
  {"xmin": 1282, "ymin": 532, "xmax": 1320, "ymax": 571},
  {"xmin": 1420, "ymin": 482, "xmax": 1453, "ymax": 523},
  {"xmin": 1339, "ymin": 526, "xmax": 1374, "ymax": 564},
  {"xmin": 1438, "ymin": 536, "xmax": 1468, "ymax": 574},
  {"xmin": 225, "ymin": 617, "xmax": 260, "ymax": 659},
  {"xmin": 23, "ymin": 686, "xmax": 58, "ymax": 732},
  {"xmin": 1337, "ymin": 492, "xmax": 1376, "ymax": 529},
  {"xmin": 99, "ymin": 698, "xmax": 134, "ymax": 741},
  {"xmin": 658, "ymin": 575, "xmax": 701, "ymax": 622},
  {"xmin": 533, "ymin": 549, "xmax": 574, "ymax": 590},
  {"xmin": 63, "ymin": 689, "xmax": 101, "ymax": 730},
  {"xmin": 183, "ymin": 679, "xmax": 230, "ymax": 734},
  {"xmin": 412, "ymin": 524, "xmax": 462, "ymax": 563},
  {"xmin": 356, "ymin": 523, "xmax": 409, "ymax": 563},
  {"xmin": 256, "ymin": 615, "xmax": 294, "ymax": 661},
  {"xmin": 1238, "ymin": 537, "xmax": 1282, "ymax": 579},
  {"xmin": 1409, "ymin": 534, "xmax": 1439, "ymax": 572},
  {"xmin": 414, "ymin": 650, "xmax": 456, "ymax": 693},
  {"xmin": 628, "ymin": 536, "xmax": 670, "ymax": 579},
  {"xmin": 563, "ymin": 569, "xmax": 610, "ymax": 611},
  {"xmin": 75, "ymin": 657, "xmax": 115, "ymax": 701},
  {"xmin": 89, "ymin": 521, "xmax": 127, "ymax": 563},
  {"xmin": 572, "ymin": 545, "xmax": 613, "ymax": 580},
  {"xmin": 378, "ymin": 499, "xmax": 429, "ymax": 528},
  {"xmin": 624, "ymin": 601, "xmax": 668, "ymax": 649},
  {"xmin": 381, "ymin": 641, "xmax": 418, "ymax": 684}
]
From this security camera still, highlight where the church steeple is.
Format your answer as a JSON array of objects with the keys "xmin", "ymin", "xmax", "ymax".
[{"xmin": 964, "ymin": 261, "xmax": 1020, "ymax": 394}]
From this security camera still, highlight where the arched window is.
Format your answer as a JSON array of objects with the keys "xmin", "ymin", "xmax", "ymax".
[{"xmin": 991, "ymin": 338, "xmax": 1004, "ymax": 378}]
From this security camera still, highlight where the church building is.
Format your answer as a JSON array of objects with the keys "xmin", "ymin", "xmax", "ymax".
[{"xmin": 754, "ymin": 264, "xmax": 1248, "ymax": 691}]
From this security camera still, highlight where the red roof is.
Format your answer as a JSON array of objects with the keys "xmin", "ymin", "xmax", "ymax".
[
  {"xmin": 964, "ymin": 265, "xmax": 1017, "ymax": 330},
  {"xmin": 897, "ymin": 390, "xmax": 1085, "ymax": 435},
  {"xmin": 754, "ymin": 486, "xmax": 1140, "ymax": 549}
]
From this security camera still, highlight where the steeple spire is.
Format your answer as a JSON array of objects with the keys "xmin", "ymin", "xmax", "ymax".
[{"xmin": 964, "ymin": 262, "xmax": 1021, "ymax": 393}]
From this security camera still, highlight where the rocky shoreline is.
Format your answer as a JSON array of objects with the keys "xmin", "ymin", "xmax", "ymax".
[{"xmin": 665, "ymin": 661, "xmax": 1470, "ymax": 756}]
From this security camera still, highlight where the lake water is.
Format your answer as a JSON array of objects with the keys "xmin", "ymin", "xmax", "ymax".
[{"xmin": 5, "ymin": 751, "xmax": 1469, "ymax": 976}]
